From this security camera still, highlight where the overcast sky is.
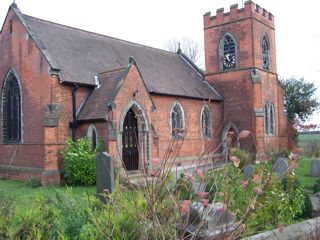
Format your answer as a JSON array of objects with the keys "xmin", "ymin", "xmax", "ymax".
[{"xmin": 0, "ymin": 0, "xmax": 319, "ymax": 125}]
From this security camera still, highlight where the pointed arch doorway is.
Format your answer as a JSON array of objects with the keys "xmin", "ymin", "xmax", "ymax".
[
  {"xmin": 119, "ymin": 100, "xmax": 151, "ymax": 172},
  {"xmin": 122, "ymin": 109, "xmax": 139, "ymax": 170}
]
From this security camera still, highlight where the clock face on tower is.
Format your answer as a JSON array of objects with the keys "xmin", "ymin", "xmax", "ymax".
[{"xmin": 223, "ymin": 53, "xmax": 236, "ymax": 69}]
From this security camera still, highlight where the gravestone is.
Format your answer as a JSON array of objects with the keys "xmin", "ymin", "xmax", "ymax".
[
  {"xmin": 244, "ymin": 165, "xmax": 255, "ymax": 180},
  {"xmin": 206, "ymin": 202, "xmax": 236, "ymax": 236},
  {"xmin": 274, "ymin": 158, "xmax": 288, "ymax": 180},
  {"xmin": 96, "ymin": 152, "xmax": 114, "ymax": 203},
  {"xmin": 310, "ymin": 159, "xmax": 320, "ymax": 177},
  {"xmin": 181, "ymin": 202, "xmax": 236, "ymax": 238}
]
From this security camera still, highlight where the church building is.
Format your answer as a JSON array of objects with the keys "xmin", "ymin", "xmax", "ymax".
[{"xmin": 0, "ymin": 1, "xmax": 288, "ymax": 185}]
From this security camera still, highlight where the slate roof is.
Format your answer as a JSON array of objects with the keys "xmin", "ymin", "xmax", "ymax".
[
  {"xmin": 10, "ymin": 4, "xmax": 222, "ymax": 101},
  {"xmin": 77, "ymin": 67, "xmax": 128, "ymax": 121}
]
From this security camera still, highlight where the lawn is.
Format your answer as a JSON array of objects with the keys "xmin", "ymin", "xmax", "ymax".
[
  {"xmin": 296, "ymin": 157, "xmax": 318, "ymax": 189},
  {"xmin": 0, "ymin": 178, "xmax": 95, "ymax": 208},
  {"xmin": 298, "ymin": 133, "xmax": 320, "ymax": 143}
]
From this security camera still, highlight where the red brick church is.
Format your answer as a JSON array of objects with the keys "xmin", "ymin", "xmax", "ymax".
[{"xmin": 0, "ymin": 1, "xmax": 288, "ymax": 184}]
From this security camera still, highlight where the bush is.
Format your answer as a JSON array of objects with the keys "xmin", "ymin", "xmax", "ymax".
[
  {"xmin": 0, "ymin": 191, "xmax": 13, "ymax": 239},
  {"xmin": 297, "ymin": 192, "xmax": 313, "ymax": 219},
  {"xmin": 175, "ymin": 173, "xmax": 193, "ymax": 200},
  {"xmin": 232, "ymin": 148, "xmax": 251, "ymax": 169},
  {"xmin": 26, "ymin": 177, "xmax": 42, "ymax": 188},
  {"xmin": 314, "ymin": 179, "xmax": 320, "ymax": 193},
  {"xmin": 63, "ymin": 138, "xmax": 96, "ymax": 186}
]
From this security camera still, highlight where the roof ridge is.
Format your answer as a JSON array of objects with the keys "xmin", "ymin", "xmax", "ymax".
[
  {"xmin": 23, "ymin": 14, "xmax": 178, "ymax": 56},
  {"xmin": 99, "ymin": 66, "xmax": 127, "ymax": 76}
]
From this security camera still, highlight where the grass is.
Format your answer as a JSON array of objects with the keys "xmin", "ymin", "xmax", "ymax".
[
  {"xmin": 298, "ymin": 133, "xmax": 320, "ymax": 143},
  {"xmin": 295, "ymin": 132, "xmax": 320, "ymax": 189},
  {"xmin": 296, "ymin": 157, "xmax": 318, "ymax": 189},
  {"xmin": 0, "ymin": 178, "xmax": 95, "ymax": 208}
]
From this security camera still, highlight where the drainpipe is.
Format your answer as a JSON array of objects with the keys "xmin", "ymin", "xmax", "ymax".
[{"xmin": 71, "ymin": 84, "xmax": 79, "ymax": 141}]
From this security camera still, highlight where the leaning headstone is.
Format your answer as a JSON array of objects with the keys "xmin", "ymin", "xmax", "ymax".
[
  {"xmin": 180, "ymin": 202, "xmax": 236, "ymax": 238},
  {"xmin": 243, "ymin": 165, "xmax": 255, "ymax": 180},
  {"xmin": 310, "ymin": 160, "xmax": 320, "ymax": 177},
  {"xmin": 274, "ymin": 158, "xmax": 288, "ymax": 180},
  {"xmin": 96, "ymin": 152, "xmax": 114, "ymax": 203},
  {"xmin": 206, "ymin": 202, "xmax": 236, "ymax": 237}
]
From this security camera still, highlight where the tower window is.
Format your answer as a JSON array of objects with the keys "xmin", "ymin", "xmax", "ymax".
[
  {"xmin": 264, "ymin": 101, "xmax": 275, "ymax": 135},
  {"xmin": 201, "ymin": 105, "xmax": 212, "ymax": 138},
  {"xmin": 2, "ymin": 69, "xmax": 22, "ymax": 143},
  {"xmin": 219, "ymin": 33, "xmax": 237, "ymax": 70},
  {"xmin": 262, "ymin": 34, "xmax": 270, "ymax": 70},
  {"xmin": 170, "ymin": 101, "xmax": 185, "ymax": 138}
]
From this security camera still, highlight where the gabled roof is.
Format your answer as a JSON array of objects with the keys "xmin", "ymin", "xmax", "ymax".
[
  {"xmin": 77, "ymin": 67, "xmax": 127, "ymax": 121},
  {"xmin": 77, "ymin": 60, "xmax": 155, "ymax": 121},
  {"xmin": 9, "ymin": 4, "xmax": 222, "ymax": 101}
]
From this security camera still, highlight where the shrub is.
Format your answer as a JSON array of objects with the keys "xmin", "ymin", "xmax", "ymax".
[
  {"xmin": 26, "ymin": 177, "xmax": 42, "ymax": 188},
  {"xmin": 63, "ymin": 137, "xmax": 96, "ymax": 186},
  {"xmin": 232, "ymin": 148, "xmax": 251, "ymax": 169},
  {"xmin": 297, "ymin": 192, "xmax": 313, "ymax": 219},
  {"xmin": 0, "ymin": 191, "xmax": 14, "ymax": 239},
  {"xmin": 175, "ymin": 173, "xmax": 193, "ymax": 200},
  {"xmin": 313, "ymin": 179, "xmax": 320, "ymax": 193}
]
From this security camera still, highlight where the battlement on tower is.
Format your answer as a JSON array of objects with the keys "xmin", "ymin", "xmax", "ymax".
[{"xmin": 204, "ymin": 1, "xmax": 274, "ymax": 29}]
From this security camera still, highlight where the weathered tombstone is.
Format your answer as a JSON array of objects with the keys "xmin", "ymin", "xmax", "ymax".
[
  {"xmin": 206, "ymin": 203, "xmax": 236, "ymax": 237},
  {"xmin": 274, "ymin": 158, "xmax": 288, "ymax": 180},
  {"xmin": 180, "ymin": 202, "xmax": 236, "ymax": 238},
  {"xmin": 243, "ymin": 165, "xmax": 255, "ymax": 180},
  {"xmin": 310, "ymin": 159, "xmax": 320, "ymax": 177},
  {"xmin": 96, "ymin": 152, "xmax": 114, "ymax": 203}
]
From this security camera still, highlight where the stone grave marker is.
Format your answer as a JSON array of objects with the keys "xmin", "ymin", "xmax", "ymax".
[
  {"xmin": 274, "ymin": 158, "xmax": 288, "ymax": 180},
  {"xmin": 96, "ymin": 152, "xmax": 114, "ymax": 203},
  {"xmin": 310, "ymin": 160, "xmax": 320, "ymax": 177},
  {"xmin": 243, "ymin": 165, "xmax": 255, "ymax": 180},
  {"xmin": 180, "ymin": 202, "xmax": 236, "ymax": 238}
]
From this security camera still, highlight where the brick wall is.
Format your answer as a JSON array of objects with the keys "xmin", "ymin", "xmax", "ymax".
[{"xmin": 0, "ymin": 8, "xmax": 90, "ymax": 184}]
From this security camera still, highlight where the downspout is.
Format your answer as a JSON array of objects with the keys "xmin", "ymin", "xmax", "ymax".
[{"xmin": 71, "ymin": 84, "xmax": 79, "ymax": 141}]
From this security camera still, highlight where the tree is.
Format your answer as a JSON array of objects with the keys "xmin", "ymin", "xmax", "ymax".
[
  {"xmin": 280, "ymin": 77, "xmax": 320, "ymax": 122},
  {"xmin": 164, "ymin": 37, "xmax": 203, "ymax": 68}
]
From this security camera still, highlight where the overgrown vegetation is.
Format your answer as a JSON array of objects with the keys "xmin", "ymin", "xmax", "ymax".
[{"xmin": 1, "ymin": 129, "xmax": 316, "ymax": 239}]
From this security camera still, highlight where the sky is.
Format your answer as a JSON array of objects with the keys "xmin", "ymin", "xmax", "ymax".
[{"xmin": 0, "ymin": 0, "xmax": 319, "ymax": 125}]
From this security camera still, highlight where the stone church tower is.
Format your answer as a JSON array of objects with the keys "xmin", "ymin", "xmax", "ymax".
[{"xmin": 204, "ymin": 1, "xmax": 288, "ymax": 154}]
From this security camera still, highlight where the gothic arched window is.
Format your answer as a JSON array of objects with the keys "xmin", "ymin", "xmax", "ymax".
[
  {"xmin": 201, "ymin": 105, "xmax": 212, "ymax": 138},
  {"xmin": 87, "ymin": 124, "xmax": 98, "ymax": 150},
  {"xmin": 2, "ymin": 69, "xmax": 22, "ymax": 143},
  {"xmin": 219, "ymin": 33, "xmax": 237, "ymax": 70},
  {"xmin": 264, "ymin": 101, "xmax": 275, "ymax": 135},
  {"xmin": 262, "ymin": 34, "xmax": 270, "ymax": 70},
  {"xmin": 170, "ymin": 101, "xmax": 185, "ymax": 138}
]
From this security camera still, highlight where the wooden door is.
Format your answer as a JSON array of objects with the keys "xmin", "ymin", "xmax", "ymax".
[{"xmin": 122, "ymin": 109, "xmax": 139, "ymax": 170}]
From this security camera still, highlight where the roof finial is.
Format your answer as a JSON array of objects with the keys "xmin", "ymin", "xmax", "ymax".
[
  {"xmin": 12, "ymin": 0, "xmax": 17, "ymax": 7},
  {"xmin": 177, "ymin": 42, "xmax": 181, "ymax": 53}
]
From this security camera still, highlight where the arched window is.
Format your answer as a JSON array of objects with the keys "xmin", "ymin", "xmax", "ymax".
[
  {"xmin": 269, "ymin": 103, "xmax": 275, "ymax": 134},
  {"xmin": 201, "ymin": 105, "xmax": 212, "ymax": 138},
  {"xmin": 264, "ymin": 101, "xmax": 275, "ymax": 135},
  {"xmin": 262, "ymin": 34, "xmax": 270, "ymax": 70},
  {"xmin": 2, "ymin": 69, "xmax": 22, "ymax": 143},
  {"xmin": 170, "ymin": 101, "xmax": 185, "ymax": 138},
  {"xmin": 87, "ymin": 124, "xmax": 98, "ymax": 150},
  {"xmin": 219, "ymin": 33, "xmax": 237, "ymax": 70}
]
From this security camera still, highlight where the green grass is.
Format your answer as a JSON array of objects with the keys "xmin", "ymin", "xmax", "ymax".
[
  {"xmin": 298, "ymin": 133, "xmax": 320, "ymax": 143},
  {"xmin": 0, "ymin": 178, "xmax": 95, "ymax": 208},
  {"xmin": 296, "ymin": 157, "xmax": 318, "ymax": 189}
]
